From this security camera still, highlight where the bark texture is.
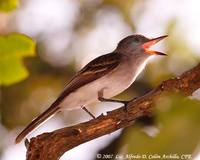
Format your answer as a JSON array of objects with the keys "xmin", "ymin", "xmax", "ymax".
[{"xmin": 26, "ymin": 63, "xmax": 200, "ymax": 160}]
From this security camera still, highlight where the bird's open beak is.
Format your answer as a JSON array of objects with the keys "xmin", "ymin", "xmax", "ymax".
[{"xmin": 142, "ymin": 35, "xmax": 168, "ymax": 56}]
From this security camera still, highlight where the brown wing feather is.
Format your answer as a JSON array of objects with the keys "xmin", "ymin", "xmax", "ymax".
[
  {"xmin": 15, "ymin": 52, "xmax": 121, "ymax": 143},
  {"xmin": 60, "ymin": 52, "xmax": 122, "ymax": 98}
]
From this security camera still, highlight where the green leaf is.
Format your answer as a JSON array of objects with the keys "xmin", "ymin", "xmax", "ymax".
[
  {"xmin": 0, "ymin": 33, "xmax": 36, "ymax": 86},
  {"xmin": 120, "ymin": 94, "xmax": 200, "ymax": 157},
  {"xmin": 0, "ymin": 0, "xmax": 18, "ymax": 12}
]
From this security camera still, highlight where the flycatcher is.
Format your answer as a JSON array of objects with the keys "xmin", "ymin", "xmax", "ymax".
[{"xmin": 15, "ymin": 34, "xmax": 167, "ymax": 143}]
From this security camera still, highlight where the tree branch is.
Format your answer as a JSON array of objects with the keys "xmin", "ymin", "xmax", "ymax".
[{"xmin": 26, "ymin": 63, "xmax": 200, "ymax": 160}]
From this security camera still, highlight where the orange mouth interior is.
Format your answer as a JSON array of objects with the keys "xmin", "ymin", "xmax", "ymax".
[{"xmin": 142, "ymin": 35, "xmax": 168, "ymax": 56}]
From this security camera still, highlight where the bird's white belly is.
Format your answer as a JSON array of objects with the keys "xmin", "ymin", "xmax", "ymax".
[{"xmin": 60, "ymin": 61, "xmax": 147, "ymax": 110}]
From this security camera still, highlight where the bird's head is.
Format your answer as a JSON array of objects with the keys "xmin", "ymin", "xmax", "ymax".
[{"xmin": 116, "ymin": 34, "xmax": 167, "ymax": 56}]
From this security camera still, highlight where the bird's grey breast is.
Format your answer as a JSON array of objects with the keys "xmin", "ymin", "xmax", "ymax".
[{"xmin": 101, "ymin": 55, "xmax": 147, "ymax": 98}]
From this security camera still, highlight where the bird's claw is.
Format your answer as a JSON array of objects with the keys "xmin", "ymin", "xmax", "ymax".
[{"xmin": 122, "ymin": 101, "xmax": 129, "ymax": 112}]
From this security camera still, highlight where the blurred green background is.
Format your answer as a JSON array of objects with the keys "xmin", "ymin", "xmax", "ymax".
[{"xmin": 0, "ymin": 0, "xmax": 200, "ymax": 160}]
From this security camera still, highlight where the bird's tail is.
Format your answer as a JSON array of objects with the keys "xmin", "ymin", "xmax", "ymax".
[{"xmin": 15, "ymin": 104, "xmax": 60, "ymax": 144}]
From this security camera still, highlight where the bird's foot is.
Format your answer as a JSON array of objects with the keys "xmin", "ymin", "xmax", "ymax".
[
  {"xmin": 82, "ymin": 106, "xmax": 96, "ymax": 119},
  {"xmin": 98, "ymin": 91, "xmax": 129, "ymax": 112},
  {"xmin": 122, "ymin": 101, "xmax": 129, "ymax": 112}
]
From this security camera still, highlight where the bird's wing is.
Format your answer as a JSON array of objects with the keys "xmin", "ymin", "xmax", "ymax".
[
  {"xmin": 15, "ymin": 52, "xmax": 121, "ymax": 143},
  {"xmin": 60, "ymin": 52, "xmax": 122, "ymax": 99}
]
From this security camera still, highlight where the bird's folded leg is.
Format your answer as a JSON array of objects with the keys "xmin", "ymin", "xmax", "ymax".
[
  {"xmin": 98, "ymin": 91, "xmax": 129, "ymax": 112},
  {"xmin": 81, "ymin": 106, "xmax": 96, "ymax": 119}
]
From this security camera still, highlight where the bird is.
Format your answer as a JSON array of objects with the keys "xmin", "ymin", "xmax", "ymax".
[{"xmin": 15, "ymin": 34, "xmax": 167, "ymax": 143}]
